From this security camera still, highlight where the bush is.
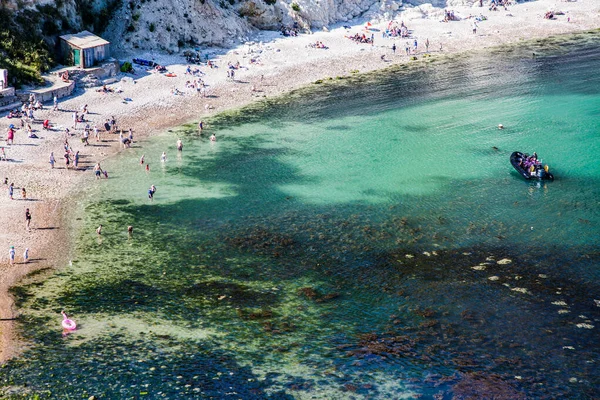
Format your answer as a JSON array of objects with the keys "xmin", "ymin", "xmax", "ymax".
[
  {"xmin": 291, "ymin": 2, "xmax": 300, "ymax": 12},
  {"xmin": 264, "ymin": 0, "xmax": 276, "ymax": 4},
  {"xmin": 120, "ymin": 61, "xmax": 133, "ymax": 72},
  {"xmin": 149, "ymin": 22, "xmax": 155, "ymax": 32}
]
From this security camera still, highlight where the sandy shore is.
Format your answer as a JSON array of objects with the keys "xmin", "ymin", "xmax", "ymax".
[{"xmin": 0, "ymin": 0, "xmax": 598, "ymax": 361}]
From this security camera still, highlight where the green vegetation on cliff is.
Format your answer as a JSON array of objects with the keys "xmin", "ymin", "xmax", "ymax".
[
  {"xmin": 0, "ymin": 7, "xmax": 53, "ymax": 87},
  {"xmin": 0, "ymin": 0, "xmax": 120, "ymax": 87}
]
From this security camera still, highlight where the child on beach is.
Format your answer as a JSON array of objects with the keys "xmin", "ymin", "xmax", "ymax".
[
  {"xmin": 23, "ymin": 248, "xmax": 29, "ymax": 263},
  {"xmin": 8, "ymin": 182, "xmax": 14, "ymax": 199},
  {"xmin": 21, "ymin": 187, "xmax": 26, "ymax": 199},
  {"xmin": 50, "ymin": 152, "xmax": 55, "ymax": 169}
]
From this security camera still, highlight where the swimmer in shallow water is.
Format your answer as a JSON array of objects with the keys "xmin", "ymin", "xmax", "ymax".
[{"xmin": 210, "ymin": 134, "xmax": 216, "ymax": 142}]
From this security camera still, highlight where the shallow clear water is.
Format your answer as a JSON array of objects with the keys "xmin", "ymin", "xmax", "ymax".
[{"xmin": 2, "ymin": 32, "xmax": 600, "ymax": 399}]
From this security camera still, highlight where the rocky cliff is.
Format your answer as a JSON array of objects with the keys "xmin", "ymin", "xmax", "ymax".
[{"xmin": 3, "ymin": 0, "xmax": 479, "ymax": 55}]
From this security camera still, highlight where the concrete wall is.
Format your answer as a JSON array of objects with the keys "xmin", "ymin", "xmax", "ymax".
[
  {"xmin": 0, "ymin": 87, "xmax": 16, "ymax": 98},
  {"xmin": 18, "ymin": 80, "xmax": 76, "ymax": 104}
]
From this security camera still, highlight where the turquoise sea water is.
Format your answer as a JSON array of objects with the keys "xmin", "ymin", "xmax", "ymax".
[{"xmin": 2, "ymin": 32, "xmax": 600, "ymax": 399}]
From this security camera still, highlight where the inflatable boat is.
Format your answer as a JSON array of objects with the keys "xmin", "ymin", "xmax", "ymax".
[{"xmin": 510, "ymin": 151, "xmax": 554, "ymax": 181}]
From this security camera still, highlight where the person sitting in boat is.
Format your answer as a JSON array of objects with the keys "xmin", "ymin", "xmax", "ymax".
[{"xmin": 529, "ymin": 164, "xmax": 537, "ymax": 177}]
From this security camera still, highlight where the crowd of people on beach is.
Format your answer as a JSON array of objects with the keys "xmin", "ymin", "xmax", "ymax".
[{"xmin": 384, "ymin": 21, "xmax": 410, "ymax": 38}]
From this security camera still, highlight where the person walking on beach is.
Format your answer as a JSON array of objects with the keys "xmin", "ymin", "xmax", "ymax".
[
  {"xmin": 413, "ymin": 39, "xmax": 418, "ymax": 54},
  {"xmin": 392, "ymin": 43, "xmax": 396, "ymax": 54},
  {"xmin": 53, "ymin": 94, "xmax": 58, "ymax": 111},
  {"xmin": 50, "ymin": 152, "xmax": 55, "ymax": 169},
  {"xmin": 72, "ymin": 111, "xmax": 78, "ymax": 129},
  {"xmin": 74, "ymin": 151, "xmax": 80, "ymax": 168},
  {"xmin": 9, "ymin": 246, "xmax": 15, "ymax": 265},
  {"xmin": 177, "ymin": 139, "xmax": 183, "ymax": 151},
  {"xmin": 94, "ymin": 124, "xmax": 100, "ymax": 141},
  {"xmin": 93, "ymin": 163, "xmax": 103, "ymax": 179},
  {"xmin": 8, "ymin": 182, "xmax": 14, "ymax": 200},
  {"xmin": 25, "ymin": 208, "xmax": 31, "ymax": 231},
  {"xmin": 64, "ymin": 152, "xmax": 70, "ymax": 169},
  {"xmin": 0, "ymin": 147, "xmax": 7, "ymax": 161},
  {"xmin": 23, "ymin": 248, "xmax": 29, "ymax": 263},
  {"xmin": 21, "ymin": 187, "xmax": 26, "ymax": 199},
  {"xmin": 472, "ymin": 20, "xmax": 478, "ymax": 34},
  {"xmin": 425, "ymin": 38, "xmax": 430, "ymax": 53}
]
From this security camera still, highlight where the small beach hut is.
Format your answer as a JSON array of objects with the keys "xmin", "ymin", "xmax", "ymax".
[{"xmin": 59, "ymin": 31, "xmax": 110, "ymax": 69}]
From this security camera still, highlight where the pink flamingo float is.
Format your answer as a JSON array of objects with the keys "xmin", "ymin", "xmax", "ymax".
[{"xmin": 61, "ymin": 310, "xmax": 77, "ymax": 331}]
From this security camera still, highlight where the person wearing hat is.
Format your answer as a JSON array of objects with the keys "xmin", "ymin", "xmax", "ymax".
[{"xmin": 9, "ymin": 246, "xmax": 15, "ymax": 265}]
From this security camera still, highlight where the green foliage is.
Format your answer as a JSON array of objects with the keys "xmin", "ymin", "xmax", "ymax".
[
  {"xmin": 264, "ymin": 0, "xmax": 276, "ymax": 5},
  {"xmin": 291, "ymin": 2, "xmax": 300, "ymax": 12},
  {"xmin": 127, "ymin": 24, "xmax": 136, "ymax": 32},
  {"xmin": 74, "ymin": 0, "xmax": 121, "ymax": 33},
  {"xmin": 149, "ymin": 22, "xmax": 155, "ymax": 32},
  {"xmin": 177, "ymin": 39, "xmax": 185, "ymax": 48},
  {"xmin": 120, "ymin": 61, "xmax": 133, "ymax": 72},
  {"xmin": 0, "ymin": 8, "xmax": 53, "ymax": 87},
  {"xmin": 132, "ymin": 12, "xmax": 141, "ymax": 21}
]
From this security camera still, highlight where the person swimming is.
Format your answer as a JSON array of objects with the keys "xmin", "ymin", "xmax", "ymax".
[{"xmin": 148, "ymin": 184, "xmax": 156, "ymax": 199}]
